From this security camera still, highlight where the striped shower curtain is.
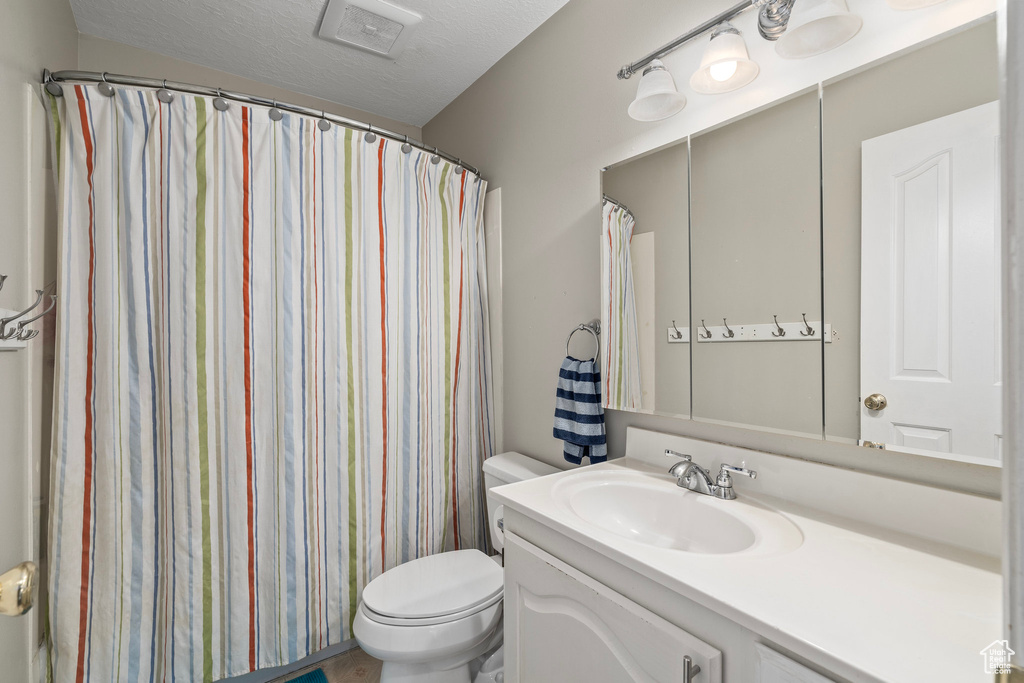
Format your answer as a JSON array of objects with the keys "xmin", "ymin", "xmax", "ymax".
[
  {"xmin": 45, "ymin": 84, "xmax": 494, "ymax": 682},
  {"xmin": 600, "ymin": 200, "xmax": 642, "ymax": 411}
]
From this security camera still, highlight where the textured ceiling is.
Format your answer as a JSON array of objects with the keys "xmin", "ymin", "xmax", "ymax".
[{"xmin": 69, "ymin": 0, "xmax": 570, "ymax": 126}]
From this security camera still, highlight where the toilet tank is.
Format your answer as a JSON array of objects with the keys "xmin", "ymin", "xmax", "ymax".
[{"xmin": 483, "ymin": 452, "xmax": 558, "ymax": 553}]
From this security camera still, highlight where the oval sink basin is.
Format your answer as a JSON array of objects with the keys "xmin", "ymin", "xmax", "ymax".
[{"xmin": 553, "ymin": 469, "xmax": 803, "ymax": 556}]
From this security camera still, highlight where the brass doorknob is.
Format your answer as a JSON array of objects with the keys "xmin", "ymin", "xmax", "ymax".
[
  {"xmin": 0, "ymin": 561, "xmax": 36, "ymax": 616},
  {"xmin": 864, "ymin": 393, "xmax": 887, "ymax": 411}
]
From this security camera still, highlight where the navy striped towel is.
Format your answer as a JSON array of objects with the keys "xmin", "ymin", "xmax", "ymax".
[{"xmin": 553, "ymin": 356, "xmax": 607, "ymax": 465}]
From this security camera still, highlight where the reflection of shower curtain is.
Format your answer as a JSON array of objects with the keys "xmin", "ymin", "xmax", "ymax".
[
  {"xmin": 601, "ymin": 201, "xmax": 642, "ymax": 410},
  {"xmin": 45, "ymin": 85, "xmax": 493, "ymax": 682}
]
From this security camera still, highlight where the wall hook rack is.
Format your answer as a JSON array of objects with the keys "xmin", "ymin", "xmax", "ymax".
[
  {"xmin": 695, "ymin": 316, "xmax": 833, "ymax": 344},
  {"xmin": 0, "ymin": 276, "xmax": 57, "ymax": 351}
]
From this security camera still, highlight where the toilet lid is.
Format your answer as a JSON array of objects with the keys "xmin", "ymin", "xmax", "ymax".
[{"xmin": 361, "ymin": 549, "xmax": 503, "ymax": 620}]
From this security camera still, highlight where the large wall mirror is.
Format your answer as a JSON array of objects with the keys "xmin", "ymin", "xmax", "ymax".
[
  {"xmin": 601, "ymin": 140, "xmax": 691, "ymax": 417},
  {"xmin": 690, "ymin": 90, "xmax": 823, "ymax": 440},
  {"xmin": 821, "ymin": 22, "xmax": 999, "ymax": 464},
  {"xmin": 600, "ymin": 18, "xmax": 1001, "ymax": 467}
]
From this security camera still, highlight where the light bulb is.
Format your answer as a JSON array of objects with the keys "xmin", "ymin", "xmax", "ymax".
[{"xmin": 710, "ymin": 60, "xmax": 738, "ymax": 82}]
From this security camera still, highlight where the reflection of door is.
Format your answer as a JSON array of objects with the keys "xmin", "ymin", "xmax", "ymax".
[{"xmin": 861, "ymin": 101, "xmax": 1000, "ymax": 462}]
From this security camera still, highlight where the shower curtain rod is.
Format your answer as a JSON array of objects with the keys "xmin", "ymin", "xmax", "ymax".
[
  {"xmin": 602, "ymin": 193, "xmax": 633, "ymax": 218},
  {"xmin": 41, "ymin": 69, "xmax": 482, "ymax": 178}
]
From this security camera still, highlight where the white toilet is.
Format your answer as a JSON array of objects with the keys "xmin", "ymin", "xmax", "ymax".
[{"xmin": 353, "ymin": 452, "xmax": 558, "ymax": 683}]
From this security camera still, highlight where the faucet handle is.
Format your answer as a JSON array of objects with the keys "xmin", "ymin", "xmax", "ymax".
[
  {"xmin": 666, "ymin": 450, "xmax": 693, "ymax": 477},
  {"xmin": 717, "ymin": 463, "xmax": 757, "ymax": 484},
  {"xmin": 665, "ymin": 449, "xmax": 692, "ymax": 461}
]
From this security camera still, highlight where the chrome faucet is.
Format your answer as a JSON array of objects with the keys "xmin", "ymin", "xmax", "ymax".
[{"xmin": 665, "ymin": 450, "xmax": 757, "ymax": 500}]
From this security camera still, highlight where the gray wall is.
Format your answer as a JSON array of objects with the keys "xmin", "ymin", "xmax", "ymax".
[
  {"xmin": 602, "ymin": 141, "xmax": 690, "ymax": 417},
  {"xmin": 822, "ymin": 21, "xmax": 999, "ymax": 441},
  {"xmin": 0, "ymin": 0, "xmax": 78, "ymax": 678},
  {"xmin": 690, "ymin": 91, "xmax": 822, "ymax": 436}
]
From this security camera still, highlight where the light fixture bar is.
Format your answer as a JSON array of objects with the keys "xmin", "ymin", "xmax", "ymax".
[
  {"xmin": 617, "ymin": 0, "xmax": 753, "ymax": 80},
  {"xmin": 616, "ymin": 0, "xmax": 796, "ymax": 80}
]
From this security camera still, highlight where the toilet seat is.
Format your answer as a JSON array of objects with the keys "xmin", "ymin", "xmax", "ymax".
[
  {"xmin": 362, "ymin": 589, "xmax": 503, "ymax": 627},
  {"xmin": 361, "ymin": 549, "xmax": 503, "ymax": 626}
]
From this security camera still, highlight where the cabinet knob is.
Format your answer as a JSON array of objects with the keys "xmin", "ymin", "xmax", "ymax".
[{"xmin": 864, "ymin": 393, "xmax": 887, "ymax": 411}]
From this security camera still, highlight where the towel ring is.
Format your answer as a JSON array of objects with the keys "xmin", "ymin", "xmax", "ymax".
[{"xmin": 566, "ymin": 323, "xmax": 600, "ymax": 362}]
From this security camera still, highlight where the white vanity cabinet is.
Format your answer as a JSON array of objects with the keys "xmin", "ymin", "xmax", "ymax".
[
  {"xmin": 493, "ymin": 432, "xmax": 1001, "ymax": 682},
  {"xmin": 503, "ymin": 531, "xmax": 723, "ymax": 683}
]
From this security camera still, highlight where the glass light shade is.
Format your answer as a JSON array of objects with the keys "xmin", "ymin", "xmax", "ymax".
[
  {"xmin": 690, "ymin": 32, "xmax": 759, "ymax": 95},
  {"xmin": 628, "ymin": 60, "xmax": 687, "ymax": 122},
  {"xmin": 885, "ymin": 0, "xmax": 946, "ymax": 8},
  {"xmin": 775, "ymin": 0, "xmax": 863, "ymax": 60}
]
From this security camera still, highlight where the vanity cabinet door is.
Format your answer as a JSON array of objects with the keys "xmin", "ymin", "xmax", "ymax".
[{"xmin": 503, "ymin": 531, "xmax": 722, "ymax": 683}]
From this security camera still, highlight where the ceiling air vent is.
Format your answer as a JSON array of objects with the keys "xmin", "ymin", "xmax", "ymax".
[{"xmin": 318, "ymin": 0, "xmax": 422, "ymax": 59}]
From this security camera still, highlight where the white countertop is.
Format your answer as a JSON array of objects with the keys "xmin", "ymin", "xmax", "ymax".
[{"xmin": 492, "ymin": 458, "xmax": 1002, "ymax": 683}]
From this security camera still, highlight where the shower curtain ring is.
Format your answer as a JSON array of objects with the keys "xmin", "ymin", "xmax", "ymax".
[
  {"xmin": 98, "ymin": 73, "xmax": 115, "ymax": 97},
  {"xmin": 213, "ymin": 89, "xmax": 229, "ymax": 111},
  {"xmin": 401, "ymin": 136, "xmax": 413, "ymax": 154},
  {"xmin": 157, "ymin": 81, "xmax": 174, "ymax": 103}
]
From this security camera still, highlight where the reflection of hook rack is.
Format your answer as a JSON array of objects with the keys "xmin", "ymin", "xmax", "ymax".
[
  {"xmin": 771, "ymin": 315, "xmax": 786, "ymax": 338},
  {"xmin": 799, "ymin": 313, "xmax": 814, "ymax": 337},
  {"xmin": 670, "ymin": 320, "xmax": 683, "ymax": 340},
  {"xmin": 695, "ymin": 317, "xmax": 833, "ymax": 344},
  {"xmin": 0, "ymin": 278, "xmax": 57, "ymax": 350}
]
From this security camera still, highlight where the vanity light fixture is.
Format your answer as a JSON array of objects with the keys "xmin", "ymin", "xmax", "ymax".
[
  {"xmin": 774, "ymin": 0, "xmax": 862, "ymax": 59},
  {"xmin": 690, "ymin": 23, "xmax": 759, "ymax": 95},
  {"xmin": 628, "ymin": 59, "xmax": 687, "ymax": 122},
  {"xmin": 617, "ymin": 0, "xmax": 865, "ymax": 120}
]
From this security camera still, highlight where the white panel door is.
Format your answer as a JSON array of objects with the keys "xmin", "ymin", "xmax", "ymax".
[{"xmin": 861, "ymin": 101, "xmax": 1001, "ymax": 462}]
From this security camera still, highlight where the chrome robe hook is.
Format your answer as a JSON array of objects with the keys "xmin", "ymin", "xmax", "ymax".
[
  {"xmin": 722, "ymin": 318, "xmax": 735, "ymax": 339},
  {"xmin": 0, "ymin": 290, "xmax": 44, "ymax": 340},
  {"xmin": 14, "ymin": 295, "xmax": 57, "ymax": 340},
  {"xmin": 771, "ymin": 315, "xmax": 786, "ymax": 338},
  {"xmin": 699, "ymin": 319, "xmax": 712, "ymax": 340},
  {"xmin": 670, "ymin": 320, "xmax": 684, "ymax": 340},
  {"xmin": 799, "ymin": 313, "xmax": 815, "ymax": 337}
]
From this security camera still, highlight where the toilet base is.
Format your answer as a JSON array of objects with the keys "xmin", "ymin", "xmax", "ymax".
[
  {"xmin": 381, "ymin": 661, "xmax": 473, "ymax": 683},
  {"xmin": 377, "ymin": 633, "xmax": 503, "ymax": 683}
]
